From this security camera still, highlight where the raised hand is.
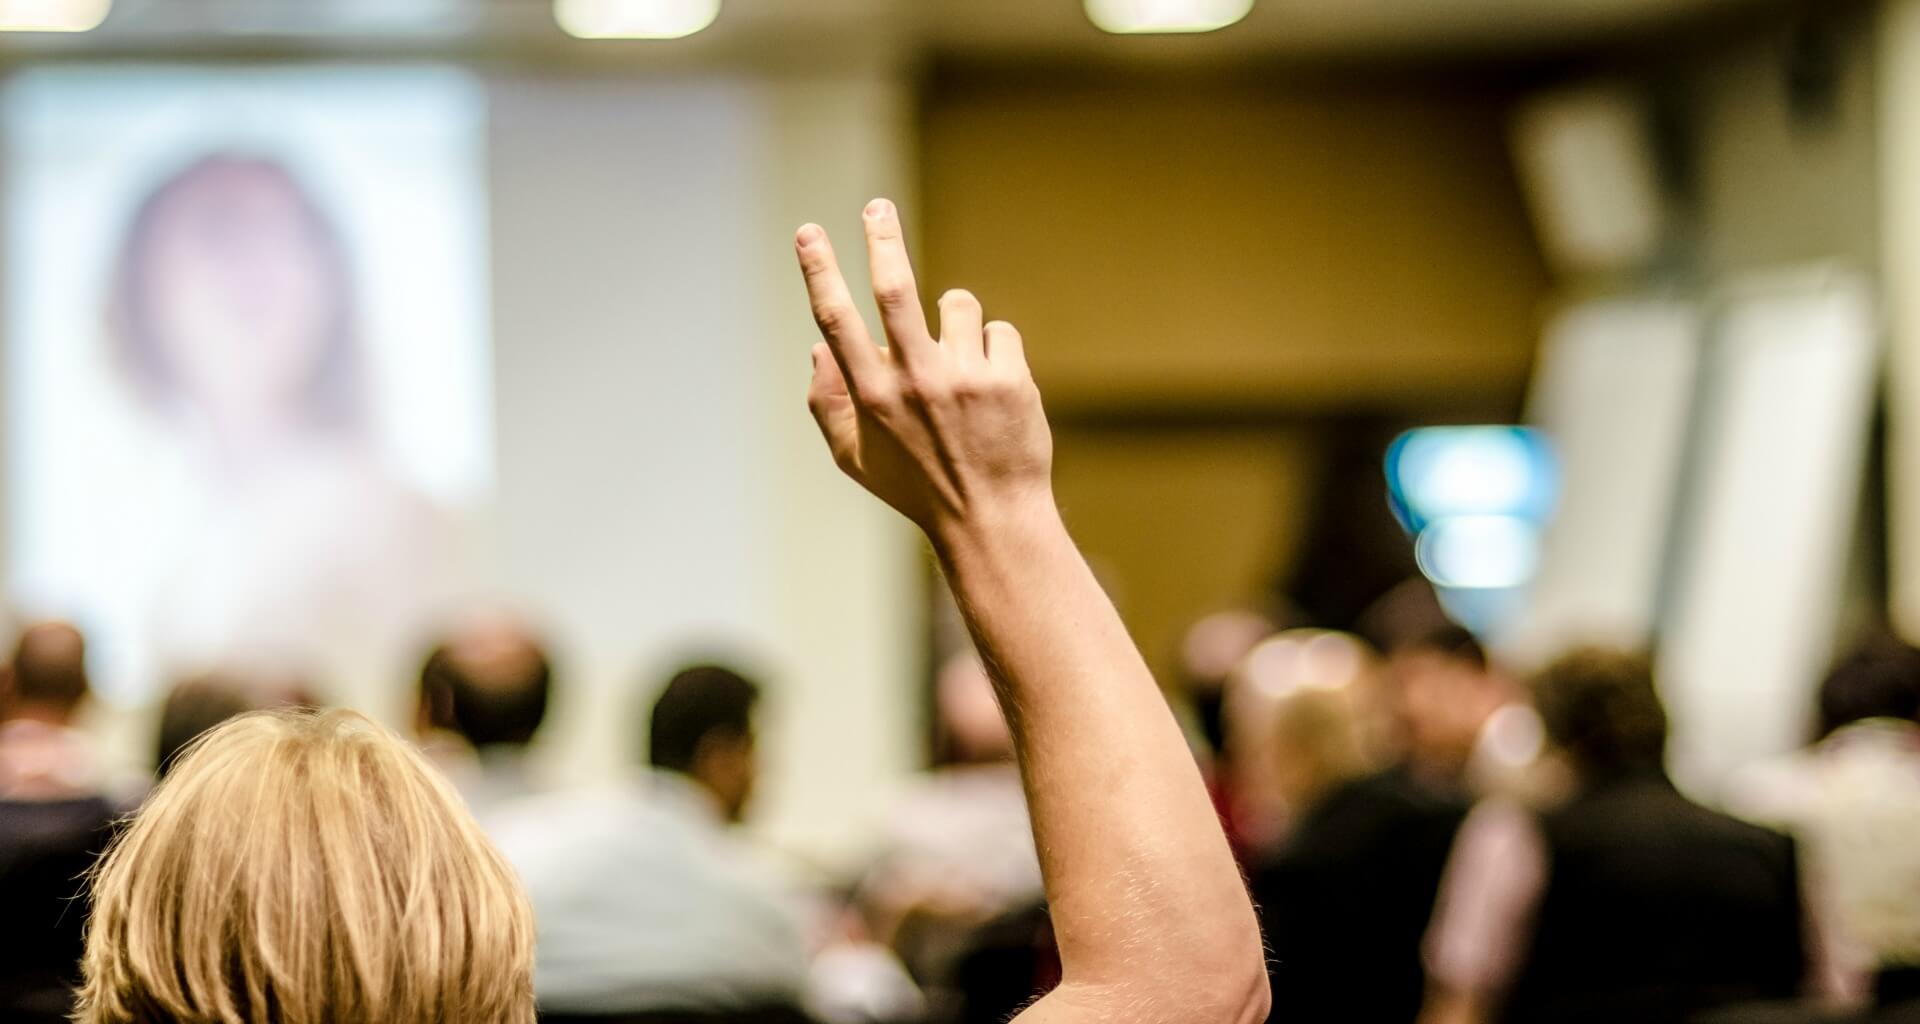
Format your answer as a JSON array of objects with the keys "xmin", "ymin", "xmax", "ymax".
[
  {"xmin": 795, "ymin": 199, "xmax": 1054, "ymax": 546},
  {"xmin": 793, "ymin": 200, "xmax": 1267, "ymax": 1024}
]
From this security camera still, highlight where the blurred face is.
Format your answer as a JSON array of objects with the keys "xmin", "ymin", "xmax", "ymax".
[
  {"xmin": 694, "ymin": 727, "xmax": 757, "ymax": 824},
  {"xmin": 1390, "ymin": 650, "xmax": 1501, "ymax": 777},
  {"xmin": 937, "ymin": 655, "xmax": 1012, "ymax": 764},
  {"xmin": 141, "ymin": 163, "xmax": 339, "ymax": 430}
]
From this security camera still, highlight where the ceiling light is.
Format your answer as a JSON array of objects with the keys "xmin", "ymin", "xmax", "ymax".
[
  {"xmin": 0, "ymin": 0, "xmax": 110, "ymax": 32},
  {"xmin": 1084, "ymin": 0, "xmax": 1252, "ymax": 35},
  {"xmin": 554, "ymin": 0, "xmax": 719, "ymax": 40}
]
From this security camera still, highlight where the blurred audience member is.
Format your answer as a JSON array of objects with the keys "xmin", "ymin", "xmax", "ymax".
[
  {"xmin": 0, "ymin": 622, "xmax": 100, "ymax": 799},
  {"xmin": 865, "ymin": 654, "xmax": 1041, "ymax": 940},
  {"xmin": 1424, "ymin": 649, "xmax": 1806, "ymax": 1024},
  {"xmin": 1178, "ymin": 607, "xmax": 1279, "ymax": 759},
  {"xmin": 1729, "ymin": 638, "xmax": 1920, "ymax": 1012},
  {"xmin": 76, "ymin": 709, "xmax": 535, "ymax": 1023},
  {"xmin": 416, "ymin": 612, "xmax": 554, "ymax": 816},
  {"xmin": 491, "ymin": 662, "xmax": 810, "ymax": 1017},
  {"xmin": 0, "ymin": 622, "xmax": 119, "ymax": 1022},
  {"xmin": 1177, "ymin": 608, "xmax": 1282, "ymax": 858},
  {"xmin": 155, "ymin": 669, "xmax": 313, "ymax": 777},
  {"xmin": 861, "ymin": 653, "xmax": 1044, "ymax": 1018},
  {"xmin": 1244, "ymin": 630, "xmax": 1459, "ymax": 1024},
  {"xmin": 648, "ymin": 663, "xmax": 761, "ymax": 823},
  {"xmin": 1388, "ymin": 625, "xmax": 1543, "ymax": 798}
]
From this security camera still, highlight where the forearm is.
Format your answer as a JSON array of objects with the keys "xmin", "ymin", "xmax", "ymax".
[{"xmin": 936, "ymin": 505, "xmax": 1266, "ymax": 1019}]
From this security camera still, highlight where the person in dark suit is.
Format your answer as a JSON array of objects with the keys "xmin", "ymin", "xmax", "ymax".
[
  {"xmin": 1423, "ymin": 648, "xmax": 1806, "ymax": 1024},
  {"xmin": 0, "ymin": 623, "xmax": 121, "ymax": 1023},
  {"xmin": 1254, "ymin": 767, "xmax": 1468, "ymax": 1022},
  {"xmin": 1245, "ymin": 630, "xmax": 1467, "ymax": 1023}
]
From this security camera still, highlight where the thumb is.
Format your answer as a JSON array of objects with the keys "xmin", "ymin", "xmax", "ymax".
[{"xmin": 807, "ymin": 343, "xmax": 861, "ymax": 477}]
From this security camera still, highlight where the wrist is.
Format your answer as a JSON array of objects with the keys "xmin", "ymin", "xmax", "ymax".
[{"xmin": 927, "ymin": 491, "xmax": 1067, "ymax": 570}]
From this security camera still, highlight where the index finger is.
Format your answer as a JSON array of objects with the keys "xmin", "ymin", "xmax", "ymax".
[{"xmin": 796, "ymin": 223, "xmax": 883, "ymax": 390}]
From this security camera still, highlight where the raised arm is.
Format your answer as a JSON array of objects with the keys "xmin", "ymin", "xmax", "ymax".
[{"xmin": 795, "ymin": 200, "xmax": 1268, "ymax": 1024}]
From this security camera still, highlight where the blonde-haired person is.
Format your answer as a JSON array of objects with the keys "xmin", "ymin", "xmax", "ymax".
[
  {"xmin": 76, "ymin": 708, "xmax": 535, "ymax": 1024},
  {"xmin": 1241, "ymin": 630, "xmax": 1471, "ymax": 1023}
]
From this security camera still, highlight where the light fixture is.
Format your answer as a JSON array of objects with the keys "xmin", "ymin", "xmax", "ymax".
[
  {"xmin": 1416, "ymin": 515, "xmax": 1543, "ymax": 591},
  {"xmin": 0, "ymin": 0, "xmax": 110, "ymax": 32},
  {"xmin": 1084, "ymin": 0, "xmax": 1252, "ymax": 35},
  {"xmin": 554, "ymin": 0, "xmax": 719, "ymax": 40}
]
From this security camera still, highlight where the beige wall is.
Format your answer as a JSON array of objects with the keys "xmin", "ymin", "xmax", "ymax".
[
  {"xmin": 1052, "ymin": 426, "xmax": 1311, "ymax": 673},
  {"xmin": 1686, "ymin": 11, "xmax": 1880, "ymax": 278},
  {"xmin": 922, "ymin": 74, "xmax": 1549, "ymax": 413},
  {"xmin": 1883, "ymin": 0, "xmax": 1920, "ymax": 641},
  {"xmin": 922, "ymin": 71, "xmax": 1550, "ymax": 672}
]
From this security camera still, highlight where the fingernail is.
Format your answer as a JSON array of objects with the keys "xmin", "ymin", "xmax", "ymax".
[
  {"xmin": 864, "ymin": 198, "xmax": 893, "ymax": 220},
  {"xmin": 796, "ymin": 223, "xmax": 823, "ymax": 245}
]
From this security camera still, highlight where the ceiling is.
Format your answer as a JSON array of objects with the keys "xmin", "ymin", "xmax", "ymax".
[{"xmin": 7, "ymin": 0, "xmax": 1787, "ymax": 62}]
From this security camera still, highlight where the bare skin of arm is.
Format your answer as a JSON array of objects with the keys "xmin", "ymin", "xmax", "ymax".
[{"xmin": 795, "ymin": 199, "xmax": 1269, "ymax": 1024}]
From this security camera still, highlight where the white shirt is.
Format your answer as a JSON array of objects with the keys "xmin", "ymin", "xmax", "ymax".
[
  {"xmin": 488, "ymin": 771, "xmax": 811, "ymax": 1014},
  {"xmin": 0, "ymin": 719, "xmax": 101, "ymax": 801},
  {"xmin": 866, "ymin": 762, "xmax": 1043, "ymax": 916},
  {"xmin": 1730, "ymin": 719, "xmax": 1920, "ymax": 994}
]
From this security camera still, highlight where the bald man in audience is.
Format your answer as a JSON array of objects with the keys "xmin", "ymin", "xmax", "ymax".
[
  {"xmin": 0, "ymin": 622, "xmax": 120, "ymax": 1022},
  {"xmin": 416, "ymin": 612, "xmax": 556, "ymax": 817}
]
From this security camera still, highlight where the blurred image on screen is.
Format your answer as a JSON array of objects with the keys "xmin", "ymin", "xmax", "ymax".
[{"xmin": 3, "ymin": 66, "xmax": 491, "ymax": 705}]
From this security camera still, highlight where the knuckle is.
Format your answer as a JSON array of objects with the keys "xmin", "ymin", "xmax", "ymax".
[
  {"xmin": 950, "ymin": 374, "xmax": 986, "ymax": 401},
  {"xmin": 811, "ymin": 301, "xmax": 851, "ymax": 334},
  {"xmin": 902, "ymin": 374, "xmax": 949, "ymax": 407},
  {"xmin": 874, "ymin": 277, "xmax": 916, "ymax": 308},
  {"xmin": 940, "ymin": 288, "xmax": 981, "ymax": 311},
  {"xmin": 863, "ymin": 378, "xmax": 902, "ymax": 408}
]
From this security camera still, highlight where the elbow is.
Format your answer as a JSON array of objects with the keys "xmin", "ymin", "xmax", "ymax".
[
  {"xmin": 1060, "ymin": 942, "xmax": 1270, "ymax": 1024},
  {"xmin": 1223, "ymin": 941, "xmax": 1272, "ymax": 1024},
  {"xmin": 1062, "ymin": 899, "xmax": 1270, "ymax": 1023},
  {"xmin": 1169, "ymin": 922, "xmax": 1271, "ymax": 1024}
]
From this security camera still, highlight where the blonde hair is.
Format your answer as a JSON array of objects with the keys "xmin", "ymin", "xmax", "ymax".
[{"xmin": 77, "ymin": 708, "xmax": 535, "ymax": 1024}]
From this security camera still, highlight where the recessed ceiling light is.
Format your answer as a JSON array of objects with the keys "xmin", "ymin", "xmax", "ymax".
[
  {"xmin": 554, "ymin": 0, "xmax": 720, "ymax": 40},
  {"xmin": 1084, "ymin": 0, "xmax": 1253, "ymax": 35},
  {"xmin": 0, "ymin": 0, "xmax": 110, "ymax": 33}
]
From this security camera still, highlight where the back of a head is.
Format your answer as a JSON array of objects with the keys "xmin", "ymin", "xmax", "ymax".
[
  {"xmin": 1532, "ymin": 647, "xmax": 1670, "ymax": 783},
  {"xmin": 1269, "ymin": 685, "xmax": 1375, "ymax": 810},
  {"xmin": 6, "ymin": 621, "xmax": 90, "ymax": 717},
  {"xmin": 935, "ymin": 653, "xmax": 1012, "ymax": 765},
  {"xmin": 648, "ymin": 663, "xmax": 759, "ymax": 775},
  {"xmin": 78, "ymin": 708, "xmax": 534, "ymax": 1024},
  {"xmin": 418, "ymin": 618, "xmax": 552, "ymax": 750},
  {"xmin": 1817, "ymin": 636, "xmax": 1920, "ymax": 738},
  {"xmin": 155, "ymin": 674, "xmax": 266, "ymax": 778},
  {"xmin": 1227, "ymin": 630, "xmax": 1379, "ymax": 813},
  {"xmin": 1393, "ymin": 624, "xmax": 1488, "ymax": 672}
]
